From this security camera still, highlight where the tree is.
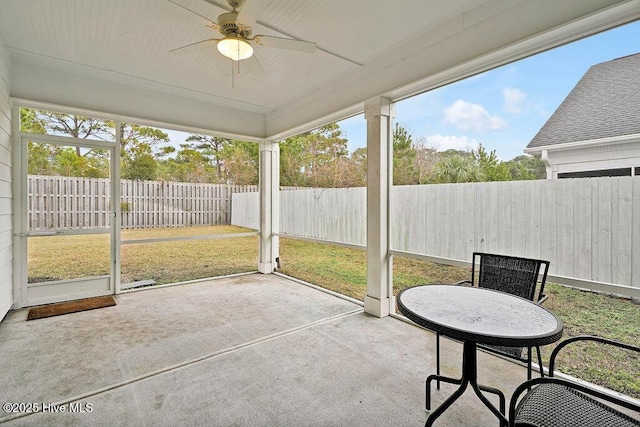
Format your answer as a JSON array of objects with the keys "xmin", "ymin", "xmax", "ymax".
[
  {"xmin": 350, "ymin": 147, "xmax": 368, "ymax": 186},
  {"xmin": 24, "ymin": 109, "xmax": 111, "ymax": 143},
  {"xmin": 505, "ymin": 155, "xmax": 546, "ymax": 180},
  {"xmin": 218, "ymin": 140, "xmax": 259, "ymax": 185},
  {"xmin": 433, "ymin": 145, "xmax": 544, "ymax": 184},
  {"xmin": 114, "ymin": 122, "xmax": 169, "ymax": 154},
  {"xmin": 279, "ymin": 134, "xmax": 310, "ymax": 187},
  {"xmin": 279, "ymin": 123, "xmax": 353, "ymax": 188},
  {"xmin": 393, "ymin": 123, "xmax": 418, "ymax": 185},
  {"xmin": 113, "ymin": 123, "xmax": 169, "ymax": 181},
  {"xmin": 21, "ymin": 108, "xmax": 112, "ymax": 177},
  {"xmin": 27, "ymin": 142, "xmax": 55, "ymax": 175},
  {"xmin": 179, "ymin": 145, "xmax": 217, "ymax": 183},
  {"xmin": 83, "ymin": 152, "xmax": 110, "ymax": 178},
  {"xmin": 52, "ymin": 147, "xmax": 109, "ymax": 178},
  {"xmin": 156, "ymin": 144, "xmax": 217, "ymax": 183},
  {"xmin": 22, "ymin": 109, "xmax": 113, "ymax": 168},
  {"xmin": 432, "ymin": 145, "xmax": 513, "ymax": 183},
  {"xmin": 20, "ymin": 109, "xmax": 173, "ymax": 179},
  {"xmin": 412, "ymin": 143, "xmax": 439, "ymax": 184},
  {"xmin": 305, "ymin": 123, "xmax": 349, "ymax": 187},
  {"xmin": 472, "ymin": 144, "xmax": 511, "ymax": 182},
  {"xmin": 434, "ymin": 154, "xmax": 483, "ymax": 183},
  {"xmin": 20, "ymin": 108, "xmax": 46, "ymax": 134},
  {"xmin": 185, "ymin": 134, "xmax": 229, "ymax": 177},
  {"xmin": 122, "ymin": 143, "xmax": 157, "ymax": 180},
  {"xmin": 313, "ymin": 155, "xmax": 364, "ymax": 188}
]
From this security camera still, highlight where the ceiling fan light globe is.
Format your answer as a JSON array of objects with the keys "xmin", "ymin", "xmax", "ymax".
[{"xmin": 217, "ymin": 37, "xmax": 253, "ymax": 61}]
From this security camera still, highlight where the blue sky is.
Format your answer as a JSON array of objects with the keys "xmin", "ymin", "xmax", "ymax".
[{"xmin": 338, "ymin": 20, "xmax": 640, "ymax": 161}]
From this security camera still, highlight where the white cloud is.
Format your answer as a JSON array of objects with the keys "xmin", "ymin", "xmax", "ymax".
[
  {"xmin": 443, "ymin": 100, "xmax": 506, "ymax": 132},
  {"xmin": 503, "ymin": 87, "xmax": 527, "ymax": 114},
  {"xmin": 424, "ymin": 135, "xmax": 480, "ymax": 152}
]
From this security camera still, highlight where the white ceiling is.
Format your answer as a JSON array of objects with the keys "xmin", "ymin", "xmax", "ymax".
[{"xmin": 1, "ymin": 0, "xmax": 639, "ymax": 140}]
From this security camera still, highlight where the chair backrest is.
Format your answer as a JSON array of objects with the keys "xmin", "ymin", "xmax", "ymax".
[{"xmin": 472, "ymin": 252, "xmax": 550, "ymax": 302}]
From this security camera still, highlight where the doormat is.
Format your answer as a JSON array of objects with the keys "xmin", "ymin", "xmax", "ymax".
[{"xmin": 27, "ymin": 295, "xmax": 116, "ymax": 321}]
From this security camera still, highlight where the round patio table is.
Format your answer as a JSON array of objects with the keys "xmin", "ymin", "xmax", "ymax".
[{"xmin": 397, "ymin": 284, "xmax": 563, "ymax": 427}]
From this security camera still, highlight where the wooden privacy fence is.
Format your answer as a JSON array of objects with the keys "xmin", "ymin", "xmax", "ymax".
[
  {"xmin": 231, "ymin": 177, "xmax": 640, "ymax": 295},
  {"xmin": 280, "ymin": 187, "xmax": 366, "ymax": 244},
  {"xmin": 391, "ymin": 178, "xmax": 640, "ymax": 291},
  {"xmin": 27, "ymin": 175, "xmax": 257, "ymax": 230},
  {"xmin": 28, "ymin": 176, "xmax": 112, "ymax": 230},
  {"xmin": 120, "ymin": 180, "xmax": 256, "ymax": 229}
]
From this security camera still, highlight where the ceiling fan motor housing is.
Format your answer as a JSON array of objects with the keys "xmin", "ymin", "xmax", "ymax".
[{"xmin": 217, "ymin": 11, "xmax": 251, "ymax": 38}]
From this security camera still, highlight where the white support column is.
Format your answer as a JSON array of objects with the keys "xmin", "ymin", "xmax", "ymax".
[
  {"xmin": 11, "ymin": 104, "xmax": 25, "ymax": 309},
  {"xmin": 258, "ymin": 140, "xmax": 280, "ymax": 273},
  {"xmin": 112, "ymin": 122, "xmax": 122, "ymax": 294},
  {"xmin": 541, "ymin": 149, "xmax": 554, "ymax": 180},
  {"xmin": 364, "ymin": 96, "xmax": 394, "ymax": 317}
]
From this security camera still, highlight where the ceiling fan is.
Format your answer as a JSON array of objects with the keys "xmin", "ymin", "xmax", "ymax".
[{"xmin": 169, "ymin": 0, "xmax": 317, "ymax": 73}]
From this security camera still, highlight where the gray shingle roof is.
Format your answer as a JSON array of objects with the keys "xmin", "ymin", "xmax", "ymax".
[{"xmin": 527, "ymin": 52, "xmax": 640, "ymax": 149}]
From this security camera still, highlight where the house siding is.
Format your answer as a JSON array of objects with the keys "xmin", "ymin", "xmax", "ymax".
[
  {"xmin": 545, "ymin": 141, "xmax": 640, "ymax": 179},
  {"xmin": 0, "ymin": 34, "xmax": 12, "ymax": 320}
]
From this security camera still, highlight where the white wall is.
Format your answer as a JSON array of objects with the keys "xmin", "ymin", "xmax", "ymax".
[
  {"xmin": 0, "ymin": 34, "xmax": 12, "ymax": 319},
  {"xmin": 546, "ymin": 141, "xmax": 640, "ymax": 178}
]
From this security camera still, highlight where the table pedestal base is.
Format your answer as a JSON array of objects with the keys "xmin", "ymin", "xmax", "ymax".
[{"xmin": 425, "ymin": 341, "xmax": 507, "ymax": 427}]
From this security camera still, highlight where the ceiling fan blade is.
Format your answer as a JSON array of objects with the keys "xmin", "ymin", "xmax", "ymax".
[
  {"xmin": 253, "ymin": 35, "xmax": 316, "ymax": 53},
  {"xmin": 170, "ymin": 38, "xmax": 219, "ymax": 55},
  {"xmin": 243, "ymin": 54, "xmax": 264, "ymax": 75},
  {"xmin": 236, "ymin": 0, "xmax": 272, "ymax": 27},
  {"xmin": 168, "ymin": 0, "xmax": 217, "ymax": 27}
]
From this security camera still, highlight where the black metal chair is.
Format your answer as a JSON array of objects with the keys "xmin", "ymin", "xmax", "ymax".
[
  {"xmin": 435, "ymin": 252, "xmax": 550, "ymax": 390},
  {"xmin": 509, "ymin": 335, "xmax": 640, "ymax": 427}
]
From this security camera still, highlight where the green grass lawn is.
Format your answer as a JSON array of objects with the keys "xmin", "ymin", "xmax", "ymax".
[
  {"xmin": 27, "ymin": 226, "xmax": 640, "ymax": 398},
  {"xmin": 28, "ymin": 225, "xmax": 258, "ymax": 285},
  {"xmin": 277, "ymin": 238, "xmax": 469, "ymax": 299},
  {"xmin": 542, "ymin": 283, "xmax": 640, "ymax": 398}
]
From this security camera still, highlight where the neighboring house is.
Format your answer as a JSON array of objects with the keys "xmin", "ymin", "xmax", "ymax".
[{"xmin": 525, "ymin": 53, "xmax": 640, "ymax": 179}]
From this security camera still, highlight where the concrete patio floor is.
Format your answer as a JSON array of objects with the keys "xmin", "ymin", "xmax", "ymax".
[{"xmin": 0, "ymin": 273, "xmax": 534, "ymax": 426}]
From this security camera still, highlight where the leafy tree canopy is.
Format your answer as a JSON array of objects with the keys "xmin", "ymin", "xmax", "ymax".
[
  {"xmin": 279, "ymin": 123, "xmax": 352, "ymax": 187},
  {"xmin": 20, "ymin": 108, "xmax": 544, "ymax": 186},
  {"xmin": 505, "ymin": 155, "xmax": 547, "ymax": 180},
  {"xmin": 472, "ymin": 144, "xmax": 511, "ymax": 182}
]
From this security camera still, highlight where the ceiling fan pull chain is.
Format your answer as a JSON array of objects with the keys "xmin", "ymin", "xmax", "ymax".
[{"xmin": 237, "ymin": 42, "xmax": 242, "ymax": 77}]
